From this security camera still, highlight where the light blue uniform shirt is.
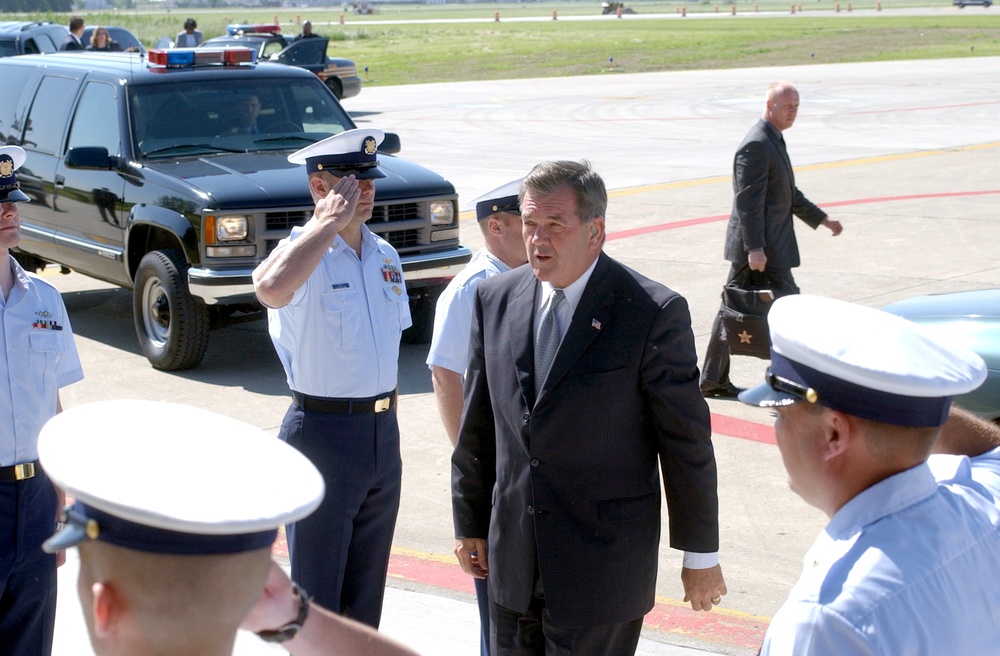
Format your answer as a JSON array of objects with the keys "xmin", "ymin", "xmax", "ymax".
[
  {"xmin": 760, "ymin": 458, "xmax": 1000, "ymax": 655},
  {"xmin": 0, "ymin": 256, "xmax": 84, "ymax": 465},
  {"xmin": 426, "ymin": 248, "xmax": 511, "ymax": 375},
  {"xmin": 267, "ymin": 222, "xmax": 411, "ymax": 398}
]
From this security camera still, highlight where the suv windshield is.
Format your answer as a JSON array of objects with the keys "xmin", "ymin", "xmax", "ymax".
[{"xmin": 132, "ymin": 77, "xmax": 352, "ymax": 159}]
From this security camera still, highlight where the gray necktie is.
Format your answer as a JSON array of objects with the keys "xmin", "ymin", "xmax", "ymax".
[{"xmin": 534, "ymin": 289, "xmax": 566, "ymax": 395}]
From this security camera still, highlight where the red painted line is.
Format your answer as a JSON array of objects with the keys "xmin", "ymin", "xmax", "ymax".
[
  {"xmin": 644, "ymin": 601, "xmax": 768, "ymax": 650},
  {"xmin": 605, "ymin": 189, "xmax": 1000, "ymax": 241},
  {"xmin": 607, "ymin": 213, "xmax": 728, "ymax": 241},
  {"xmin": 711, "ymin": 413, "xmax": 775, "ymax": 445},
  {"xmin": 385, "ymin": 550, "xmax": 768, "ymax": 651},
  {"xmin": 847, "ymin": 100, "xmax": 1000, "ymax": 115}
]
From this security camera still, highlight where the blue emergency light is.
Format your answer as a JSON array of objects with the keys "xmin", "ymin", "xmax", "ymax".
[{"xmin": 148, "ymin": 48, "xmax": 257, "ymax": 68}]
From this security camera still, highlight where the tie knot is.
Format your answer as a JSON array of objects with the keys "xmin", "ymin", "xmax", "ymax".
[{"xmin": 550, "ymin": 289, "xmax": 566, "ymax": 307}]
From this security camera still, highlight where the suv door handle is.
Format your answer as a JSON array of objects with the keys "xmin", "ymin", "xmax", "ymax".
[{"xmin": 55, "ymin": 175, "xmax": 65, "ymax": 188}]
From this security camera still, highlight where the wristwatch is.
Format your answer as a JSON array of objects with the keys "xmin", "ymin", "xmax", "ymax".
[{"xmin": 256, "ymin": 582, "xmax": 311, "ymax": 643}]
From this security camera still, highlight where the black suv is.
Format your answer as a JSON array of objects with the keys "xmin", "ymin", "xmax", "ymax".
[
  {"xmin": 0, "ymin": 21, "xmax": 68, "ymax": 57},
  {"xmin": 2, "ymin": 49, "xmax": 469, "ymax": 370}
]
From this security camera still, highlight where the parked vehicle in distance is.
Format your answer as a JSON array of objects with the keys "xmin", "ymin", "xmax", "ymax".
[
  {"xmin": 954, "ymin": 0, "xmax": 992, "ymax": 7},
  {"xmin": 0, "ymin": 21, "xmax": 67, "ymax": 57},
  {"xmin": 202, "ymin": 25, "xmax": 361, "ymax": 100},
  {"xmin": 81, "ymin": 26, "xmax": 146, "ymax": 53},
  {"xmin": 883, "ymin": 289, "xmax": 1000, "ymax": 421},
  {"xmin": 2, "ymin": 48, "xmax": 469, "ymax": 370}
]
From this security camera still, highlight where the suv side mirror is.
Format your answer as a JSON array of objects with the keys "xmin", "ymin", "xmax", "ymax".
[
  {"xmin": 379, "ymin": 132, "xmax": 401, "ymax": 154},
  {"xmin": 65, "ymin": 147, "xmax": 115, "ymax": 170}
]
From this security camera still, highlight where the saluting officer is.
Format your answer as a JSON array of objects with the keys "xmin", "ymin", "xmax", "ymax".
[
  {"xmin": 253, "ymin": 129, "xmax": 411, "ymax": 628},
  {"xmin": 0, "ymin": 145, "xmax": 84, "ymax": 656}
]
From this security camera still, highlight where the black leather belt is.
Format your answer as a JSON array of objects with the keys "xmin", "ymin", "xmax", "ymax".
[
  {"xmin": 292, "ymin": 391, "xmax": 394, "ymax": 414},
  {"xmin": 0, "ymin": 461, "xmax": 37, "ymax": 482}
]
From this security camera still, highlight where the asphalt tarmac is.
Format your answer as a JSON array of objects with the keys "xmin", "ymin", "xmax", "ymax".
[{"xmin": 49, "ymin": 56, "xmax": 1000, "ymax": 655}]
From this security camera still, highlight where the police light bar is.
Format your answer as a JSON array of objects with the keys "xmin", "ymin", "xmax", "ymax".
[
  {"xmin": 226, "ymin": 23, "xmax": 282, "ymax": 36},
  {"xmin": 148, "ymin": 48, "xmax": 257, "ymax": 68}
]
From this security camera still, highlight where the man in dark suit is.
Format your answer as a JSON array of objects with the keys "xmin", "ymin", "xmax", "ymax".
[
  {"xmin": 452, "ymin": 160, "xmax": 726, "ymax": 655},
  {"xmin": 700, "ymin": 81, "xmax": 843, "ymax": 398},
  {"xmin": 60, "ymin": 16, "xmax": 85, "ymax": 51}
]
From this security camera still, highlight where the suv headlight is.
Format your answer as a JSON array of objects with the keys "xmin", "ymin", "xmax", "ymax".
[
  {"xmin": 429, "ymin": 202, "xmax": 455, "ymax": 225},
  {"xmin": 213, "ymin": 215, "xmax": 249, "ymax": 241},
  {"xmin": 205, "ymin": 214, "xmax": 255, "ymax": 258}
]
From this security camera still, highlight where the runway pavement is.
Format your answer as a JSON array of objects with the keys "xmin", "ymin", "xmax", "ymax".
[{"xmin": 47, "ymin": 57, "xmax": 999, "ymax": 655}]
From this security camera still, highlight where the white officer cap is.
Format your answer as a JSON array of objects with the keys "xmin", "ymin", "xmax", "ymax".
[
  {"xmin": 464, "ymin": 178, "xmax": 523, "ymax": 222},
  {"xmin": 288, "ymin": 128, "xmax": 386, "ymax": 179},
  {"xmin": 0, "ymin": 145, "xmax": 30, "ymax": 203},
  {"xmin": 40, "ymin": 400, "xmax": 324, "ymax": 554},
  {"xmin": 739, "ymin": 294, "xmax": 987, "ymax": 427}
]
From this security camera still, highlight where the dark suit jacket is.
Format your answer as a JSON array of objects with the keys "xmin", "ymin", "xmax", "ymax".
[
  {"xmin": 723, "ymin": 118, "xmax": 827, "ymax": 269},
  {"xmin": 61, "ymin": 34, "xmax": 84, "ymax": 51},
  {"xmin": 452, "ymin": 254, "xmax": 717, "ymax": 628}
]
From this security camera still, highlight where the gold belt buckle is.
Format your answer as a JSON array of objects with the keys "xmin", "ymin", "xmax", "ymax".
[
  {"xmin": 374, "ymin": 396, "xmax": 391, "ymax": 413},
  {"xmin": 14, "ymin": 462, "xmax": 35, "ymax": 481}
]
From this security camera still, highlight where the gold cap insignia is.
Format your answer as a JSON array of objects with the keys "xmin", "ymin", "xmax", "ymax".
[
  {"xmin": 363, "ymin": 137, "xmax": 377, "ymax": 156},
  {"xmin": 0, "ymin": 160, "xmax": 12, "ymax": 177}
]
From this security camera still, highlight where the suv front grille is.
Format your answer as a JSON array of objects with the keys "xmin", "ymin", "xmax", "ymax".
[
  {"xmin": 261, "ymin": 204, "xmax": 425, "ymax": 256},
  {"xmin": 371, "ymin": 203, "xmax": 420, "ymax": 225},
  {"xmin": 265, "ymin": 210, "xmax": 311, "ymax": 232}
]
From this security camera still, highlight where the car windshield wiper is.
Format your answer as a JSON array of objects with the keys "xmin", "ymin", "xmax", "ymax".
[
  {"xmin": 142, "ymin": 144, "xmax": 247, "ymax": 157},
  {"xmin": 253, "ymin": 136, "xmax": 319, "ymax": 145}
]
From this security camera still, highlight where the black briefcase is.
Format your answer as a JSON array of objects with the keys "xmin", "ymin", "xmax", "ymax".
[{"xmin": 719, "ymin": 266, "xmax": 781, "ymax": 360}]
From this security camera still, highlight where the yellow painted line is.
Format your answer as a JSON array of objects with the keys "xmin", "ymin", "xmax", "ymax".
[
  {"xmin": 653, "ymin": 594, "xmax": 772, "ymax": 623},
  {"xmin": 608, "ymin": 141, "xmax": 1000, "ymax": 198},
  {"xmin": 392, "ymin": 544, "xmax": 459, "ymax": 566}
]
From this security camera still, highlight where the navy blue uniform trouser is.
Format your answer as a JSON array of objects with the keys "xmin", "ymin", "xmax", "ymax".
[
  {"xmin": 476, "ymin": 575, "xmax": 491, "ymax": 656},
  {"xmin": 280, "ymin": 403, "xmax": 402, "ymax": 628},
  {"xmin": 0, "ymin": 470, "xmax": 58, "ymax": 656},
  {"xmin": 701, "ymin": 264, "xmax": 799, "ymax": 387}
]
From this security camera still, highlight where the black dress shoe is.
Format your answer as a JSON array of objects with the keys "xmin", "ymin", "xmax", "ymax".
[{"xmin": 700, "ymin": 382, "xmax": 744, "ymax": 399}]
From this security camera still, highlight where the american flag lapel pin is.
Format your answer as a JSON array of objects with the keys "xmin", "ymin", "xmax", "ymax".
[{"xmin": 592, "ymin": 318, "xmax": 601, "ymax": 331}]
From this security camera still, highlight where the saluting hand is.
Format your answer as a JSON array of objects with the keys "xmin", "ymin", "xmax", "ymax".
[{"xmin": 315, "ymin": 174, "xmax": 361, "ymax": 234}]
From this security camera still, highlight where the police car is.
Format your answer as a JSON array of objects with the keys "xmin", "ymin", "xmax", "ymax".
[
  {"xmin": 2, "ymin": 48, "xmax": 469, "ymax": 370},
  {"xmin": 202, "ymin": 24, "xmax": 361, "ymax": 100}
]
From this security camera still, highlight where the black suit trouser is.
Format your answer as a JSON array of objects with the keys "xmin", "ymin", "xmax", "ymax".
[
  {"xmin": 489, "ymin": 574, "xmax": 643, "ymax": 656},
  {"xmin": 701, "ymin": 263, "xmax": 799, "ymax": 387}
]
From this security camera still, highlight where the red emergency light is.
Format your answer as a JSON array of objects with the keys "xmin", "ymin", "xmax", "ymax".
[{"xmin": 148, "ymin": 48, "xmax": 257, "ymax": 68}]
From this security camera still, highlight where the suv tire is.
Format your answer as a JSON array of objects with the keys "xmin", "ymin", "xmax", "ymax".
[{"xmin": 133, "ymin": 249, "xmax": 210, "ymax": 371}]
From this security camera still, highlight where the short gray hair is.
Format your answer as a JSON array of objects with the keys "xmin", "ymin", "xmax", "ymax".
[{"xmin": 519, "ymin": 160, "xmax": 607, "ymax": 224}]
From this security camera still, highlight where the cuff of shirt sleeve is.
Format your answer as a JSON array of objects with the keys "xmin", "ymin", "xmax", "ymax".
[{"xmin": 683, "ymin": 551, "xmax": 719, "ymax": 569}]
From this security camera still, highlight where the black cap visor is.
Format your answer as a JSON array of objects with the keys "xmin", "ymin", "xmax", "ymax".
[{"xmin": 738, "ymin": 368, "xmax": 818, "ymax": 408}]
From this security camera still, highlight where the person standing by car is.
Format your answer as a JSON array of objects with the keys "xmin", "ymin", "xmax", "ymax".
[
  {"xmin": 427, "ymin": 179, "xmax": 528, "ymax": 656},
  {"xmin": 175, "ymin": 18, "xmax": 203, "ymax": 47},
  {"xmin": 60, "ymin": 16, "xmax": 85, "ymax": 51},
  {"xmin": 700, "ymin": 81, "xmax": 843, "ymax": 399},
  {"xmin": 0, "ymin": 145, "xmax": 84, "ymax": 656},
  {"xmin": 253, "ymin": 129, "xmax": 410, "ymax": 629},
  {"xmin": 86, "ymin": 26, "xmax": 122, "ymax": 52},
  {"xmin": 293, "ymin": 20, "xmax": 321, "ymax": 41}
]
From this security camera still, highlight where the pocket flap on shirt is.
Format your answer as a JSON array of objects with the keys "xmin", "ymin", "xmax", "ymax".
[
  {"xmin": 321, "ymin": 289, "xmax": 360, "ymax": 310},
  {"xmin": 29, "ymin": 330, "xmax": 64, "ymax": 353},
  {"xmin": 383, "ymin": 283, "xmax": 408, "ymax": 303}
]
